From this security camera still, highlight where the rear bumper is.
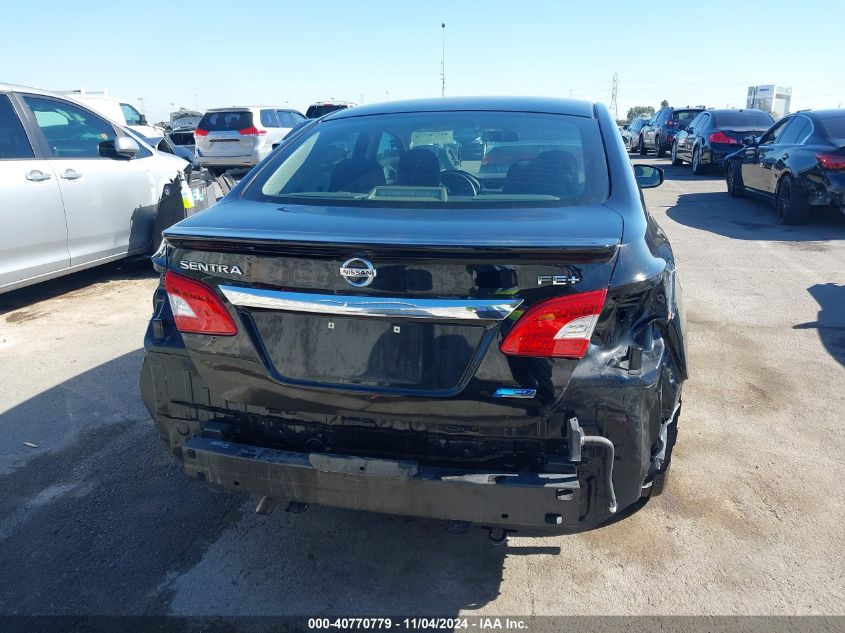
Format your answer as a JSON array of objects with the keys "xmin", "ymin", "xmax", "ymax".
[
  {"xmin": 197, "ymin": 147, "xmax": 269, "ymax": 169},
  {"xmin": 138, "ymin": 346, "xmax": 647, "ymax": 533},
  {"xmin": 183, "ymin": 436, "xmax": 584, "ymax": 530},
  {"xmin": 702, "ymin": 146, "xmax": 739, "ymax": 166}
]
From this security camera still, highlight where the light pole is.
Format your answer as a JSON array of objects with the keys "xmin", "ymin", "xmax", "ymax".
[{"xmin": 441, "ymin": 22, "xmax": 446, "ymax": 97}]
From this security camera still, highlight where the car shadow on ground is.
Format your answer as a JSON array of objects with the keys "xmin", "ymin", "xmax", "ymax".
[
  {"xmin": 665, "ymin": 191, "xmax": 845, "ymax": 241},
  {"xmin": 657, "ymin": 162, "xmax": 724, "ymax": 182},
  {"xmin": 0, "ymin": 257, "xmax": 157, "ymax": 314},
  {"xmin": 0, "ymin": 351, "xmax": 528, "ymax": 617},
  {"xmin": 630, "ymin": 154, "xmax": 731, "ymax": 182},
  {"xmin": 795, "ymin": 283, "xmax": 845, "ymax": 368}
]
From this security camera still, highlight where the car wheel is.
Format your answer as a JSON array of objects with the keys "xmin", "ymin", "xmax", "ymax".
[
  {"xmin": 776, "ymin": 175, "xmax": 810, "ymax": 225},
  {"xmin": 644, "ymin": 461, "xmax": 671, "ymax": 497},
  {"xmin": 691, "ymin": 147, "xmax": 705, "ymax": 175},
  {"xmin": 671, "ymin": 142, "xmax": 683, "ymax": 166},
  {"xmin": 638, "ymin": 136, "xmax": 647, "ymax": 156},
  {"xmin": 654, "ymin": 136, "xmax": 666, "ymax": 158},
  {"xmin": 726, "ymin": 161, "xmax": 745, "ymax": 197}
]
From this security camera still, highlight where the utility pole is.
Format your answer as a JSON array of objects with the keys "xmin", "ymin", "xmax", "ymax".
[
  {"xmin": 441, "ymin": 22, "xmax": 446, "ymax": 97},
  {"xmin": 609, "ymin": 73, "xmax": 619, "ymax": 121}
]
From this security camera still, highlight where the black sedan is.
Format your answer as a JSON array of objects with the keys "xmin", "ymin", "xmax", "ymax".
[
  {"xmin": 140, "ymin": 97, "xmax": 687, "ymax": 534},
  {"xmin": 725, "ymin": 109, "xmax": 845, "ymax": 224},
  {"xmin": 671, "ymin": 109, "xmax": 774, "ymax": 175},
  {"xmin": 623, "ymin": 116, "xmax": 650, "ymax": 152}
]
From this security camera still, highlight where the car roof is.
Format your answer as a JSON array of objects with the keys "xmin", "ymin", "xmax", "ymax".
[
  {"xmin": 801, "ymin": 109, "xmax": 845, "ymax": 120},
  {"xmin": 0, "ymin": 82, "xmax": 71, "ymax": 98},
  {"xmin": 324, "ymin": 97, "xmax": 597, "ymax": 120},
  {"xmin": 706, "ymin": 108, "xmax": 771, "ymax": 115},
  {"xmin": 204, "ymin": 106, "xmax": 294, "ymax": 112}
]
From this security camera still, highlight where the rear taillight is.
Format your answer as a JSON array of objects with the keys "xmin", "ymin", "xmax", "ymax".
[
  {"xmin": 709, "ymin": 131, "xmax": 739, "ymax": 145},
  {"xmin": 194, "ymin": 129, "xmax": 209, "ymax": 136},
  {"xmin": 816, "ymin": 153, "xmax": 845, "ymax": 170},
  {"xmin": 238, "ymin": 126, "xmax": 267, "ymax": 136},
  {"xmin": 164, "ymin": 272, "xmax": 237, "ymax": 336},
  {"xmin": 500, "ymin": 289, "xmax": 607, "ymax": 359}
]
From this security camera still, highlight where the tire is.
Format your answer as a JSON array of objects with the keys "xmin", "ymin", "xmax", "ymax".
[
  {"xmin": 776, "ymin": 176, "xmax": 810, "ymax": 225},
  {"xmin": 726, "ymin": 160, "xmax": 745, "ymax": 197},
  {"xmin": 671, "ymin": 142, "xmax": 683, "ymax": 166},
  {"xmin": 648, "ymin": 462, "xmax": 671, "ymax": 497},
  {"xmin": 654, "ymin": 135, "xmax": 666, "ymax": 158},
  {"xmin": 691, "ymin": 147, "xmax": 706, "ymax": 175},
  {"xmin": 642, "ymin": 408, "xmax": 679, "ymax": 499},
  {"xmin": 638, "ymin": 136, "xmax": 647, "ymax": 156}
]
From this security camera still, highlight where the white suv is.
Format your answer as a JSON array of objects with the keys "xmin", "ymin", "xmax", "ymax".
[{"xmin": 195, "ymin": 106, "xmax": 306, "ymax": 173}]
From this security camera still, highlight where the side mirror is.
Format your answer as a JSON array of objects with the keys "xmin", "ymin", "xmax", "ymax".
[
  {"xmin": 115, "ymin": 136, "xmax": 140, "ymax": 158},
  {"xmin": 634, "ymin": 164, "xmax": 664, "ymax": 189},
  {"xmin": 742, "ymin": 135, "xmax": 758, "ymax": 146},
  {"xmin": 139, "ymin": 114, "xmax": 148, "ymax": 125}
]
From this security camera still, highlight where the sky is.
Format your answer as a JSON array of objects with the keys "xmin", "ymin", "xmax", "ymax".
[{"xmin": 2, "ymin": 0, "xmax": 844, "ymax": 123}]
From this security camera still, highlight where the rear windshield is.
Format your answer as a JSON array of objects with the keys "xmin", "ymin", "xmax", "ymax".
[
  {"xmin": 820, "ymin": 115, "xmax": 845, "ymax": 145},
  {"xmin": 713, "ymin": 110, "xmax": 775, "ymax": 128},
  {"xmin": 672, "ymin": 110, "xmax": 702, "ymax": 121},
  {"xmin": 198, "ymin": 110, "xmax": 253, "ymax": 131},
  {"xmin": 306, "ymin": 104, "xmax": 349, "ymax": 118},
  {"xmin": 244, "ymin": 111, "xmax": 610, "ymax": 208}
]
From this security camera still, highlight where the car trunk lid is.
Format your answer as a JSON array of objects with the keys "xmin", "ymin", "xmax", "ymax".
[{"xmin": 163, "ymin": 201, "xmax": 623, "ymax": 421}]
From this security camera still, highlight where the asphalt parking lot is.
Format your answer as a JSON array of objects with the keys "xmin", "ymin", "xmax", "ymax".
[{"xmin": 1, "ymin": 157, "xmax": 844, "ymax": 618}]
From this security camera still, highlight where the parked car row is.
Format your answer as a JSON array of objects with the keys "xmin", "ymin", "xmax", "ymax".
[
  {"xmin": 624, "ymin": 101, "xmax": 845, "ymax": 224},
  {"xmin": 635, "ymin": 106, "xmax": 707, "ymax": 157},
  {"xmin": 724, "ymin": 109, "xmax": 845, "ymax": 224},
  {"xmin": 171, "ymin": 101, "xmax": 356, "ymax": 175},
  {"xmin": 670, "ymin": 108, "xmax": 775, "ymax": 174}
]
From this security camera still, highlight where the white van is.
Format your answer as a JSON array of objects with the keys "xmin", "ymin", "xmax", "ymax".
[{"xmin": 55, "ymin": 89, "xmax": 162, "ymax": 138}]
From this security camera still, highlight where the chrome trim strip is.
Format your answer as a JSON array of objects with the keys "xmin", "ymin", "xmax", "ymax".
[{"xmin": 219, "ymin": 285, "xmax": 522, "ymax": 321}]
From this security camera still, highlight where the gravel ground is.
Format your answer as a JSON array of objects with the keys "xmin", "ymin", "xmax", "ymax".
[{"xmin": 1, "ymin": 158, "xmax": 844, "ymax": 618}]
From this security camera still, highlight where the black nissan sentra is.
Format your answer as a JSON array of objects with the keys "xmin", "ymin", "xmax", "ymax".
[{"xmin": 140, "ymin": 97, "xmax": 688, "ymax": 534}]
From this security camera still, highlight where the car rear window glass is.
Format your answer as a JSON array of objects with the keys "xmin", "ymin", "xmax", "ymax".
[
  {"xmin": 713, "ymin": 110, "xmax": 775, "ymax": 128},
  {"xmin": 245, "ymin": 111, "xmax": 610, "ymax": 208},
  {"xmin": 306, "ymin": 104, "xmax": 349, "ymax": 118},
  {"xmin": 170, "ymin": 131, "xmax": 195, "ymax": 146},
  {"xmin": 672, "ymin": 110, "xmax": 702, "ymax": 121},
  {"xmin": 198, "ymin": 110, "xmax": 253, "ymax": 132},
  {"xmin": 820, "ymin": 115, "xmax": 845, "ymax": 144},
  {"xmin": 0, "ymin": 94, "xmax": 34, "ymax": 158}
]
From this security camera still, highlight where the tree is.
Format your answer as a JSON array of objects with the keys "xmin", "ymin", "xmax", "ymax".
[
  {"xmin": 627, "ymin": 105, "xmax": 655, "ymax": 121},
  {"xmin": 660, "ymin": 99, "xmax": 669, "ymax": 107}
]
